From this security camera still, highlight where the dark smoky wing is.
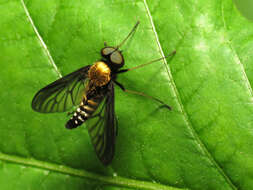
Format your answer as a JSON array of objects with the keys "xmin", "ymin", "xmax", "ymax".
[
  {"xmin": 104, "ymin": 82, "xmax": 117, "ymax": 164},
  {"xmin": 32, "ymin": 66, "xmax": 91, "ymax": 113},
  {"xmin": 86, "ymin": 82, "xmax": 117, "ymax": 165}
]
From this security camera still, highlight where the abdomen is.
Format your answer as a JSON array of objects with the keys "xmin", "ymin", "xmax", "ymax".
[{"xmin": 66, "ymin": 95, "xmax": 104, "ymax": 129}]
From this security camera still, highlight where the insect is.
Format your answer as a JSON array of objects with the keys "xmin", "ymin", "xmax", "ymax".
[{"xmin": 32, "ymin": 21, "xmax": 175, "ymax": 165}]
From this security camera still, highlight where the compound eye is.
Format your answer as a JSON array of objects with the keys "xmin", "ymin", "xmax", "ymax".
[
  {"xmin": 110, "ymin": 51, "xmax": 123, "ymax": 65},
  {"xmin": 101, "ymin": 47, "xmax": 114, "ymax": 56}
]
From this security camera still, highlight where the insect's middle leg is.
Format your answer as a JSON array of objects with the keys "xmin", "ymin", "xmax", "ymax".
[{"xmin": 113, "ymin": 81, "xmax": 171, "ymax": 110}]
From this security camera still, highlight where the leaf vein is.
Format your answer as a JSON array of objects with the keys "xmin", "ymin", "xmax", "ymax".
[
  {"xmin": 143, "ymin": 0, "xmax": 237, "ymax": 189},
  {"xmin": 20, "ymin": 0, "xmax": 62, "ymax": 78},
  {"xmin": 221, "ymin": 1, "xmax": 253, "ymax": 98},
  {"xmin": 0, "ymin": 152, "xmax": 187, "ymax": 190}
]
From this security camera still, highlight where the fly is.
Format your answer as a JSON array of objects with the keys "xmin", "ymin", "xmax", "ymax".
[{"xmin": 31, "ymin": 21, "xmax": 176, "ymax": 165}]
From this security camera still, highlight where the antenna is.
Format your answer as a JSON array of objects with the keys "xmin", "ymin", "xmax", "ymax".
[{"xmin": 116, "ymin": 21, "xmax": 140, "ymax": 49}]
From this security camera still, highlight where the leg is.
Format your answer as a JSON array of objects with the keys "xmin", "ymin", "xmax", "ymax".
[
  {"xmin": 67, "ymin": 110, "xmax": 75, "ymax": 116},
  {"xmin": 116, "ymin": 50, "xmax": 176, "ymax": 74},
  {"xmin": 113, "ymin": 80, "xmax": 125, "ymax": 91},
  {"xmin": 113, "ymin": 81, "xmax": 172, "ymax": 110}
]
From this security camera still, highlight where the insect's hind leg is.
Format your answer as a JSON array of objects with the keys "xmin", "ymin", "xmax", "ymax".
[
  {"xmin": 113, "ymin": 81, "xmax": 172, "ymax": 110},
  {"xmin": 67, "ymin": 110, "xmax": 75, "ymax": 116}
]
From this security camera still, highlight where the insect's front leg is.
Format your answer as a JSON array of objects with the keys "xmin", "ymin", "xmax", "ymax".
[{"xmin": 113, "ymin": 80, "xmax": 125, "ymax": 91}]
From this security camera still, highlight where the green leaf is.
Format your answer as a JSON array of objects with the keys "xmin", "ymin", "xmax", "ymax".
[
  {"xmin": 0, "ymin": 0, "xmax": 253, "ymax": 189},
  {"xmin": 233, "ymin": 0, "xmax": 253, "ymax": 21}
]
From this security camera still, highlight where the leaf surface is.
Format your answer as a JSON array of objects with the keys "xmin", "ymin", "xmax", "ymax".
[{"xmin": 0, "ymin": 0, "xmax": 253, "ymax": 189}]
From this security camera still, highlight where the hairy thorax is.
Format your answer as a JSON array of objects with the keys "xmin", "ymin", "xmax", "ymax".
[{"xmin": 88, "ymin": 61, "xmax": 111, "ymax": 87}]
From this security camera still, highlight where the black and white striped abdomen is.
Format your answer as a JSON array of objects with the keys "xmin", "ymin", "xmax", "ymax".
[{"xmin": 65, "ymin": 98, "xmax": 101, "ymax": 129}]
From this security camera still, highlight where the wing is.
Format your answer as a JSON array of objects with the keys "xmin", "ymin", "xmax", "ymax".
[
  {"xmin": 32, "ymin": 66, "xmax": 91, "ymax": 113},
  {"xmin": 86, "ymin": 82, "xmax": 117, "ymax": 165}
]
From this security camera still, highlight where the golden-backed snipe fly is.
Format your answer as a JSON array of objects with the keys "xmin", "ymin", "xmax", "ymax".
[{"xmin": 32, "ymin": 21, "xmax": 175, "ymax": 165}]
